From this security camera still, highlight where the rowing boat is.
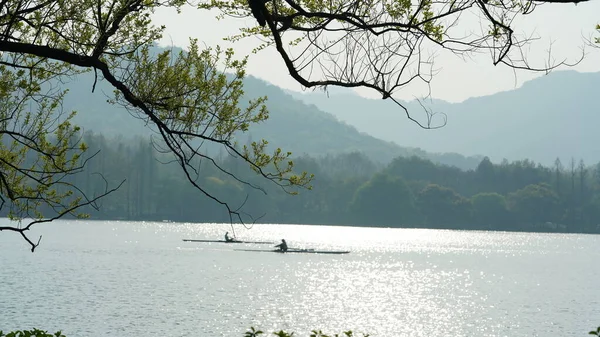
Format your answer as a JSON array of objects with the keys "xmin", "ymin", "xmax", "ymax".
[
  {"xmin": 235, "ymin": 248, "xmax": 350, "ymax": 255},
  {"xmin": 182, "ymin": 239, "xmax": 274, "ymax": 244}
]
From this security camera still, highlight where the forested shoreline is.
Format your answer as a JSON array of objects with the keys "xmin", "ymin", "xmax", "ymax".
[{"xmin": 14, "ymin": 132, "xmax": 600, "ymax": 234}]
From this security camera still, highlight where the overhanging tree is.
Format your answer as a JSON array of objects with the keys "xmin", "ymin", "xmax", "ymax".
[
  {"xmin": 200, "ymin": 0, "xmax": 589, "ymax": 127},
  {"xmin": 0, "ymin": 0, "xmax": 312, "ymax": 251},
  {"xmin": 0, "ymin": 52, "xmax": 121, "ymax": 250}
]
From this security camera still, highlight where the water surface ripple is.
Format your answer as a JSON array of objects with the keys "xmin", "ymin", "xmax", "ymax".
[{"xmin": 0, "ymin": 220, "xmax": 598, "ymax": 336}]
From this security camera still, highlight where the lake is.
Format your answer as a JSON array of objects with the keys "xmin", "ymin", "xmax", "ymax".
[{"xmin": 0, "ymin": 219, "xmax": 598, "ymax": 337}]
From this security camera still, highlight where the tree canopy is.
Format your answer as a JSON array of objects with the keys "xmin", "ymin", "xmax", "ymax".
[{"xmin": 0, "ymin": 0, "xmax": 312, "ymax": 251}]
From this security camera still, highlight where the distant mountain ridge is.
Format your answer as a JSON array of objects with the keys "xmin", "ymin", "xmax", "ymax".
[
  {"xmin": 58, "ymin": 63, "xmax": 484, "ymax": 170},
  {"xmin": 286, "ymin": 70, "xmax": 600, "ymax": 166}
]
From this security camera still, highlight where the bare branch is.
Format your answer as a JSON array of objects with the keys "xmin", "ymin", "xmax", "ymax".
[
  {"xmin": 209, "ymin": 0, "xmax": 589, "ymax": 128},
  {"xmin": 0, "ymin": 179, "xmax": 124, "ymax": 252}
]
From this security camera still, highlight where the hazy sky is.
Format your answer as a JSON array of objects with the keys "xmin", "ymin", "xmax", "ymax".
[{"xmin": 153, "ymin": 3, "xmax": 600, "ymax": 103}]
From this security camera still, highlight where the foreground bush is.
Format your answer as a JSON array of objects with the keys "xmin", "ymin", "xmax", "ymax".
[
  {"xmin": 0, "ymin": 330, "xmax": 64, "ymax": 337},
  {"xmin": 245, "ymin": 328, "xmax": 369, "ymax": 337},
  {"xmin": 4, "ymin": 326, "xmax": 600, "ymax": 336}
]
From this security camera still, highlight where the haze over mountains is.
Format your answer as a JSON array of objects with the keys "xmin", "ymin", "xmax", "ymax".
[
  {"xmin": 59, "ymin": 55, "xmax": 597, "ymax": 170},
  {"xmin": 61, "ymin": 70, "xmax": 484, "ymax": 170},
  {"xmin": 288, "ymin": 70, "xmax": 599, "ymax": 166}
]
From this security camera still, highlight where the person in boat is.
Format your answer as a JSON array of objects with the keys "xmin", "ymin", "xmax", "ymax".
[
  {"xmin": 274, "ymin": 239, "xmax": 288, "ymax": 252},
  {"xmin": 224, "ymin": 232, "xmax": 235, "ymax": 242}
]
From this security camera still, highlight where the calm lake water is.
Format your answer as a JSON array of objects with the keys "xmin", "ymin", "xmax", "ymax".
[{"xmin": 0, "ymin": 219, "xmax": 598, "ymax": 337}]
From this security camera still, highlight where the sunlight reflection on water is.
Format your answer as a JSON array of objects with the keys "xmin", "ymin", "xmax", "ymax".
[{"xmin": 0, "ymin": 219, "xmax": 598, "ymax": 337}]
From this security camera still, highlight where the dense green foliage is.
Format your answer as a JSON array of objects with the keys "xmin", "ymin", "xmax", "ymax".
[
  {"xmin": 0, "ymin": 0, "xmax": 313, "ymax": 251},
  {"xmin": 26, "ymin": 131, "xmax": 600, "ymax": 234}
]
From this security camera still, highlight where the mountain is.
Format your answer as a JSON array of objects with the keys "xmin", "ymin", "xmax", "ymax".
[
  {"xmin": 57, "ymin": 67, "xmax": 484, "ymax": 170},
  {"xmin": 240, "ymin": 77, "xmax": 483, "ymax": 168},
  {"xmin": 287, "ymin": 70, "xmax": 600, "ymax": 166}
]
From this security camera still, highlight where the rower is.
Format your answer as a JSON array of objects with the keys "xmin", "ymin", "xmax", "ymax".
[
  {"xmin": 275, "ymin": 239, "xmax": 288, "ymax": 252},
  {"xmin": 225, "ymin": 232, "xmax": 234, "ymax": 242}
]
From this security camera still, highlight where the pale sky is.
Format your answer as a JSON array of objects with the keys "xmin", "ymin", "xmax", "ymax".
[{"xmin": 153, "ymin": 2, "xmax": 600, "ymax": 103}]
